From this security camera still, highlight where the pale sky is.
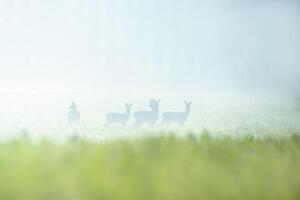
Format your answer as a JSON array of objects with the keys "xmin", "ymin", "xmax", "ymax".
[{"xmin": 0, "ymin": 0, "xmax": 299, "ymax": 94}]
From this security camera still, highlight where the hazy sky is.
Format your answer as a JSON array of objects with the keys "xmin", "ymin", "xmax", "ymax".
[{"xmin": 0, "ymin": 0, "xmax": 299, "ymax": 94}]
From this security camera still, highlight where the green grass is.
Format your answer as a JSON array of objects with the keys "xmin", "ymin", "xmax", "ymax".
[{"xmin": 0, "ymin": 134, "xmax": 300, "ymax": 200}]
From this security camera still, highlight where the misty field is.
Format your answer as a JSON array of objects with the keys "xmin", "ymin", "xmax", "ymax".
[{"xmin": 0, "ymin": 133, "xmax": 299, "ymax": 200}]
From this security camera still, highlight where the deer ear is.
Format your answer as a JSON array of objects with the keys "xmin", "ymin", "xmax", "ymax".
[{"xmin": 157, "ymin": 99, "xmax": 160, "ymax": 103}]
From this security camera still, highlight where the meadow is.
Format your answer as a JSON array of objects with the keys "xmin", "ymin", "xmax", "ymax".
[
  {"xmin": 0, "ymin": 92, "xmax": 299, "ymax": 199},
  {"xmin": 0, "ymin": 133, "xmax": 299, "ymax": 200}
]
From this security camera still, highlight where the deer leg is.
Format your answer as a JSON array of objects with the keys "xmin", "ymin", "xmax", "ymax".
[
  {"xmin": 135, "ymin": 121, "xmax": 141, "ymax": 127},
  {"xmin": 149, "ymin": 122, "xmax": 156, "ymax": 127}
]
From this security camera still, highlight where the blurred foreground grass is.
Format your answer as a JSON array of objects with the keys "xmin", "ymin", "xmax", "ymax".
[{"xmin": 0, "ymin": 134, "xmax": 300, "ymax": 200}]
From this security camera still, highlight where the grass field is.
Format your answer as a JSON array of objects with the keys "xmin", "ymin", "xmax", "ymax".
[{"xmin": 0, "ymin": 133, "xmax": 299, "ymax": 200}]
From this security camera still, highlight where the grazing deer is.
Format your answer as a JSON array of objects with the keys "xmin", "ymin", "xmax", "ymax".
[
  {"xmin": 68, "ymin": 102, "xmax": 80, "ymax": 125},
  {"xmin": 135, "ymin": 99, "xmax": 160, "ymax": 126},
  {"xmin": 106, "ymin": 103, "xmax": 132, "ymax": 125},
  {"xmin": 161, "ymin": 101, "xmax": 192, "ymax": 126}
]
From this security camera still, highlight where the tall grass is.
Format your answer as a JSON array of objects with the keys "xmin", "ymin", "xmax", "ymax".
[{"xmin": 0, "ymin": 134, "xmax": 299, "ymax": 200}]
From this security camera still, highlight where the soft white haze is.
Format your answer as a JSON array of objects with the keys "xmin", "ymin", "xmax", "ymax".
[
  {"xmin": 0, "ymin": 0, "xmax": 299, "ymax": 140},
  {"xmin": 1, "ymin": 0, "xmax": 299, "ymax": 92}
]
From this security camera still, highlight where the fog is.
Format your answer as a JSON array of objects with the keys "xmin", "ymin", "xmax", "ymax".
[{"xmin": 0, "ymin": 0, "xmax": 299, "ymax": 140}]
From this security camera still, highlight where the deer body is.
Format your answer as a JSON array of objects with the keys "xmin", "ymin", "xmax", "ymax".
[
  {"xmin": 161, "ymin": 101, "xmax": 192, "ymax": 126},
  {"xmin": 106, "ymin": 103, "xmax": 132, "ymax": 125},
  {"xmin": 68, "ymin": 102, "xmax": 80, "ymax": 125},
  {"xmin": 135, "ymin": 99, "xmax": 160, "ymax": 126}
]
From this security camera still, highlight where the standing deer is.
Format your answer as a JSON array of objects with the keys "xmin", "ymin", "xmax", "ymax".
[
  {"xmin": 134, "ymin": 99, "xmax": 160, "ymax": 126},
  {"xmin": 161, "ymin": 101, "xmax": 192, "ymax": 126},
  {"xmin": 68, "ymin": 102, "xmax": 80, "ymax": 125},
  {"xmin": 106, "ymin": 103, "xmax": 132, "ymax": 125}
]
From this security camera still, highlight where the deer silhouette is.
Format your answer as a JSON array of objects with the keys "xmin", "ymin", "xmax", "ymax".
[
  {"xmin": 161, "ymin": 101, "xmax": 192, "ymax": 126},
  {"xmin": 68, "ymin": 102, "xmax": 80, "ymax": 125},
  {"xmin": 106, "ymin": 103, "xmax": 132, "ymax": 125},
  {"xmin": 134, "ymin": 99, "xmax": 160, "ymax": 126}
]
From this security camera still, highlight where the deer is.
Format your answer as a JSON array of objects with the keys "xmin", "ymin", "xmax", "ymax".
[
  {"xmin": 161, "ymin": 101, "xmax": 192, "ymax": 126},
  {"xmin": 134, "ymin": 99, "xmax": 160, "ymax": 126},
  {"xmin": 68, "ymin": 102, "xmax": 80, "ymax": 125},
  {"xmin": 105, "ymin": 103, "xmax": 132, "ymax": 125}
]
